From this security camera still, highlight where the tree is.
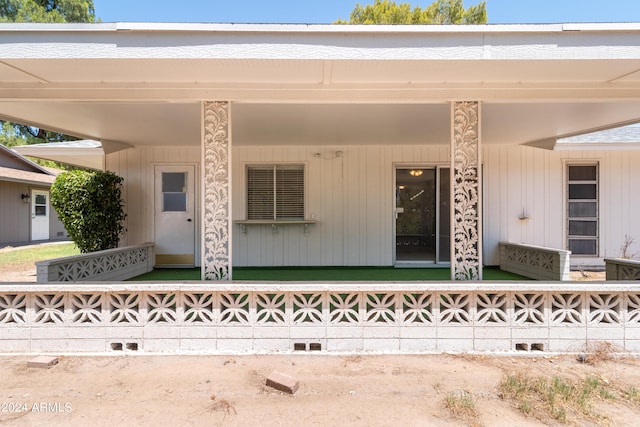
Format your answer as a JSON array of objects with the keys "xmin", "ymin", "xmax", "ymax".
[
  {"xmin": 336, "ymin": 0, "xmax": 487, "ymax": 25},
  {"xmin": 51, "ymin": 170, "xmax": 127, "ymax": 253},
  {"xmin": 0, "ymin": 0, "xmax": 96, "ymax": 23},
  {"xmin": 0, "ymin": 0, "xmax": 96, "ymax": 152}
]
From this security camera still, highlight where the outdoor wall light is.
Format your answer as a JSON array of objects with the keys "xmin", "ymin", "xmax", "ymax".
[{"xmin": 21, "ymin": 193, "xmax": 30, "ymax": 203}]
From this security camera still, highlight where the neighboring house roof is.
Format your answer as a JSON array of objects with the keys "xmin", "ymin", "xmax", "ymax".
[
  {"xmin": 559, "ymin": 125, "xmax": 640, "ymax": 143},
  {"xmin": 552, "ymin": 125, "xmax": 640, "ymax": 151},
  {"xmin": 0, "ymin": 165, "xmax": 56, "ymax": 185},
  {"xmin": 0, "ymin": 143, "xmax": 57, "ymax": 185}
]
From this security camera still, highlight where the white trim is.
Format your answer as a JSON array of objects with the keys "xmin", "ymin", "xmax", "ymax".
[
  {"xmin": 3, "ymin": 23, "xmax": 640, "ymax": 62},
  {"xmin": 2, "ymin": 22, "xmax": 639, "ymax": 34}
]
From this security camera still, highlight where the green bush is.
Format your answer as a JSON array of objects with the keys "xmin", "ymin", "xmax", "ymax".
[{"xmin": 51, "ymin": 170, "xmax": 126, "ymax": 253}]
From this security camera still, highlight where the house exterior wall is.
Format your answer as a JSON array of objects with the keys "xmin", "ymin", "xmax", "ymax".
[
  {"xmin": 484, "ymin": 146, "xmax": 640, "ymax": 267},
  {"xmin": 105, "ymin": 145, "xmax": 201, "ymax": 249},
  {"xmin": 0, "ymin": 180, "xmax": 31, "ymax": 244},
  {"xmin": 232, "ymin": 144, "xmax": 450, "ymax": 267},
  {"xmin": 0, "ymin": 181, "xmax": 67, "ymax": 244},
  {"xmin": 108, "ymin": 144, "xmax": 640, "ymax": 269}
]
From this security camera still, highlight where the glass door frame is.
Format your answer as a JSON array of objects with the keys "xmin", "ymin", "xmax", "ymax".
[{"xmin": 393, "ymin": 164, "xmax": 451, "ymax": 267}]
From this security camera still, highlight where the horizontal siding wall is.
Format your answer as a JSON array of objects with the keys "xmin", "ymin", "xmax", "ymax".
[{"xmin": 108, "ymin": 144, "xmax": 640, "ymax": 269}]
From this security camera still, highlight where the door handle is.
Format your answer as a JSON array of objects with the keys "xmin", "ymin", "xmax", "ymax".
[{"xmin": 187, "ymin": 218, "xmax": 192, "ymax": 222}]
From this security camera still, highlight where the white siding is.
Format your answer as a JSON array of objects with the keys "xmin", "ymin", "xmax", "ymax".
[
  {"xmin": 106, "ymin": 146, "xmax": 201, "ymax": 249},
  {"xmin": 109, "ymin": 144, "xmax": 640, "ymax": 268},
  {"xmin": 483, "ymin": 146, "xmax": 640, "ymax": 267},
  {"xmin": 232, "ymin": 145, "xmax": 449, "ymax": 267}
]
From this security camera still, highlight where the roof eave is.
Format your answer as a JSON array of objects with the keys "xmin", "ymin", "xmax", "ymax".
[{"xmin": 0, "ymin": 21, "xmax": 639, "ymax": 35}]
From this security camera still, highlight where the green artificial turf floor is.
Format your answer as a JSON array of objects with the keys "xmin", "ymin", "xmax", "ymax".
[{"xmin": 129, "ymin": 266, "xmax": 529, "ymax": 281}]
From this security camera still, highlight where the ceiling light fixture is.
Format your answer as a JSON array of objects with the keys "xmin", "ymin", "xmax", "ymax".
[{"xmin": 409, "ymin": 169, "xmax": 423, "ymax": 177}]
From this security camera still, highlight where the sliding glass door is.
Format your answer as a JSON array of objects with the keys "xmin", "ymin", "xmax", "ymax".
[{"xmin": 395, "ymin": 167, "xmax": 450, "ymax": 264}]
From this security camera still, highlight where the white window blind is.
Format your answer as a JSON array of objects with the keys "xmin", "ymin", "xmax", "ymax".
[{"xmin": 247, "ymin": 165, "xmax": 304, "ymax": 220}]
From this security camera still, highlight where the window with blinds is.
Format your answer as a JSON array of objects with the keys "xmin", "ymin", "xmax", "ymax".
[
  {"xmin": 247, "ymin": 165, "xmax": 305, "ymax": 220},
  {"xmin": 567, "ymin": 164, "xmax": 598, "ymax": 256}
]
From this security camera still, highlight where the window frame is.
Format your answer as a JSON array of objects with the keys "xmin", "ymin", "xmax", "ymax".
[
  {"xmin": 566, "ymin": 163, "xmax": 599, "ymax": 257},
  {"xmin": 245, "ymin": 163, "xmax": 306, "ymax": 221}
]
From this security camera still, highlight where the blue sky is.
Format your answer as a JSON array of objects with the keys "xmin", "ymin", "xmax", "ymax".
[{"xmin": 92, "ymin": 0, "xmax": 640, "ymax": 24}]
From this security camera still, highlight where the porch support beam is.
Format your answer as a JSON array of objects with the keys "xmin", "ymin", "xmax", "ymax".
[
  {"xmin": 450, "ymin": 101, "xmax": 482, "ymax": 280},
  {"xmin": 202, "ymin": 101, "xmax": 232, "ymax": 280}
]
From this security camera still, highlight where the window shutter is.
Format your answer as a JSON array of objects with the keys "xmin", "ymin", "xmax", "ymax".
[
  {"xmin": 247, "ymin": 167, "xmax": 274, "ymax": 220},
  {"xmin": 276, "ymin": 165, "xmax": 304, "ymax": 220}
]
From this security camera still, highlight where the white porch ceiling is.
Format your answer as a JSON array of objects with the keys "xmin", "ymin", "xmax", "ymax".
[
  {"xmin": 1, "ymin": 23, "xmax": 640, "ymax": 147},
  {"xmin": 1, "ymin": 100, "xmax": 639, "ymax": 147}
]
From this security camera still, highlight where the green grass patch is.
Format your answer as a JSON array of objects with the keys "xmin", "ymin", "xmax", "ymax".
[
  {"xmin": 626, "ymin": 386, "xmax": 640, "ymax": 403},
  {"xmin": 130, "ymin": 266, "xmax": 528, "ymax": 281},
  {"xmin": 0, "ymin": 242, "xmax": 79, "ymax": 271},
  {"xmin": 444, "ymin": 390, "xmax": 479, "ymax": 425},
  {"xmin": 499, "ymin": 373, "xmax": 616, "ymax": 424}
]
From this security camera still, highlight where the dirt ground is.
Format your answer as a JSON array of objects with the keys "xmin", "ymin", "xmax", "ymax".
[
  {"xmin": 0, "ymin": 353, "xmax": 639, "ymax": 426},
  {"xmin": 0, "ymin": 267, "xmax": 38, "ymax": 282}
]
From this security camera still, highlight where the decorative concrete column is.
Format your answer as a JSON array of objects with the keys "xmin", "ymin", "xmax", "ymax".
[
  {"xmin": 202, "ymin": 101, "xmax": 231, "ymax": 280},
  {"xmin": 451, "ymin": 101, "xmax": 482, "ymax": 280}
]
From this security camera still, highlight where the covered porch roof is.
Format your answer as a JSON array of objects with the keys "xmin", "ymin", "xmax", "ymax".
[
  {"xmin": 0, "ymin": 22, "xmax": 639, "ymax": 148},
  {"xmin": 12, "ymin": 139, "xmax": 130, "ymax": 170}
]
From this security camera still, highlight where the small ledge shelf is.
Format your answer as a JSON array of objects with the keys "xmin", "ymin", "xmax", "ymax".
[{"xmin": 234, "ymin": 219, "xmax": 318, "ymax": 235}]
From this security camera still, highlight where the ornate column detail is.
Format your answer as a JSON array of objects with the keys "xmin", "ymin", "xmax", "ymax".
[
  {"xmin": 451, "ymin": 101, "xmax": 482, "ymax": 280},
  {"xmin": 202, "ymin": 101, "xmax": 231, "ymax": 280}
]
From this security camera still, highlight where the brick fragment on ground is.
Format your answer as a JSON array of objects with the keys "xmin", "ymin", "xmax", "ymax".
[
  {"xmin": 27, "ymin": 356, "xmax": 59, "ymax": 369},
  {"xmin": 266, "ymin": 371, "xmax": 299, "ymax": 394}
]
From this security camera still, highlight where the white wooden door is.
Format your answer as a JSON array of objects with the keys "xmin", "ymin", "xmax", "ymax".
[
  {"xmin": 31, "ymin": 189, "xmax": 49, "ymax": 241},
  {"xmin": 154, "ymin": 165, "xmax": 196, "ymax": 267}
]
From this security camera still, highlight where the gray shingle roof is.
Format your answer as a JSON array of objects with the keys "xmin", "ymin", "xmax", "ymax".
[{"xmin": 559, "ymin": 125, "xmax": 640, "ymax": 143}]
